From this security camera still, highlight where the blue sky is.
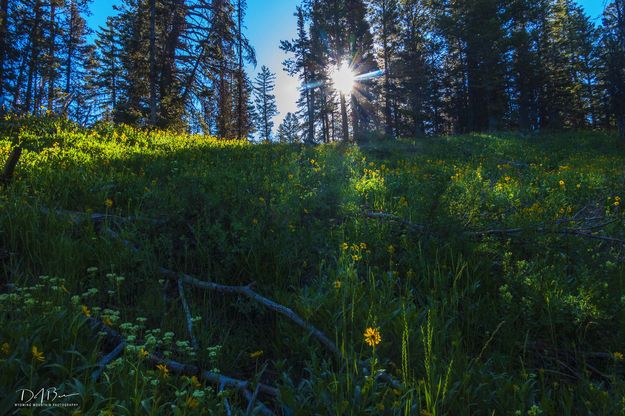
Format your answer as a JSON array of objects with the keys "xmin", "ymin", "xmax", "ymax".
[{"xmin": 86, "ymin": 0, "xmax": 606, "ymax": 126}]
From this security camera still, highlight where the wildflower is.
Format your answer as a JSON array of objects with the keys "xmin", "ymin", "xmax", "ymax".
[
  {"xmin": 388, "ymin": 245, "xmax": 396, "ymax": 255},
  {"xmin": 559, "ymin": 180, "xmax": 565, "ymax": 187},
  {"xmin": 104, "ymin": 198, "xmax": 113, "ymax": 208},
  {"xmin": 31, "ymin": 346, "xmax": 45, "ymax": 362},
  {"xmin": 341, "ymin": 243, "xmax": 349, "ymax": 252},
  {"xmin": 1, "ymin": 342, "xmax": 10, "ymax": 355},
  {"xmin": 399, "ymin": 196, "xmax": 409, "ymax": 207},
  {"xmin": 82, "ymin": 305, "xmax": 91, "ymax": 317},
  {"xmin": 258, "ymin": 197, "xmax": 266, "ymax": 204},
  {"xmin": 139, "ymin": 348, "xmax": 149, "ymax": 359},
  {"xmin": 614, "ymin": 352, "xmax": 624, "ymax": 361},
  {"xmin": 103, "ymin": 317, "xmax": 113, "ymax": 326},
  {"xmin": 352, "ymin": 254, "xmax": 362, "ymax": 262},
  {"xmin": 360, "ymin": 242, "xmax": 367, "ymax": 250},
  {"xmin": 156, "ymin": 364, "xmax": 169, "ymax": 378},
  {"xmin": 185, "ymin": 396, "xmax": 200, "ymax": 409},
  {"xmin": 364, "ymin": 327, "xmax": 382, "ymax": 347},
  {"xmin": 334, "ymin": 280, "xmax": 342, "ymax": 290},
  {"xmin": 615, "ymin": 196, "xmax": 621, "ymax": 207},
  {"xmin": 190, "ymin": 375, "xmax": 202, "ymax": 388},
  {"xmin": 576, "ymin": 184, "xmax": 581, "ymax": 189},
  {"xmin": 250, "ymin": 350, "xmax": 264, "ymax": 359}
]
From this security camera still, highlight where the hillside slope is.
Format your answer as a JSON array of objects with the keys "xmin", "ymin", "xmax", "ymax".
[{"xmin": 1, "ymin": 117, "xmax": 625, "ymax": 414}]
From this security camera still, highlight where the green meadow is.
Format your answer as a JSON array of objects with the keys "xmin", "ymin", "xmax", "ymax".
[{"xmin": 1, "ymin": 116, "xmax": 625, "ymax": 415}]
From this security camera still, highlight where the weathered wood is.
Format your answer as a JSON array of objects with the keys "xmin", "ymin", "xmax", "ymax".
[{"xmin": 1, "ymin": 145, "xmax": 22, "ymax": 186}]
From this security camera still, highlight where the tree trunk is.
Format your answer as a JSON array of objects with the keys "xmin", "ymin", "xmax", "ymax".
[
  {"xmin": 149, "ymin": 0, "xmax": 157, "ymax": 126},
  {"xmin": 236, "ymin": 0, "xmax": 244, "ymax": 139},
  {"xmin": 48, "ymin": 0, "xmax": 57, "ymax": 111},
  {"xmin": 340, "ymin": 92, "xmax": 349, "ymax": 142},
  {"xmin": 26, "ymin": 1, "xmax": 43, "ymax": 114},
  {"xmin": 0, "ymin": 0, "xmax": 8, "ymax": 112},
  {"xmin": 382, "ymin": 0, "xmax": 393, "ymax": 138},
  {"xmin": 64, "ymin": 0, "xmax": 76, "ymax": 116}
]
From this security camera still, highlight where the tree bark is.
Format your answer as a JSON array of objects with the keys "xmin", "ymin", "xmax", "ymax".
[
  {"xmin": 47, "ymin": 0, "xmax": 57, "ymax": 111},
  {"xmin": 26, "ymin": 1, "xmax": 44, "ymax": 114},
  {"xmin": 340, "ymin": 92, "xmax": 349, "ymax": 142},
  {"xmin": 149, "ymin": 0, "xmax": 157, "ymax": 126},
  {"xmin": 0, "ymin": 0, "xmax": 8, "ymax": 112}
]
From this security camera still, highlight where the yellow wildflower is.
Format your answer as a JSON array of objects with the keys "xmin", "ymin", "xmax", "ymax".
[
  {"xmin": 352, "ymin": 254, "xmax": 362, "ymax": 262},
  {"xmin": 559, "ymin": 180, "xmax": 565, "ymax": 187},
  {"xmin": 614, "ymin": 352, "xmax": 624, "ymax": 361},
  {"xmin": 388, "ymin": 245, "xmax": 396, "ymax": 255},
  {"xmin": 82, "ymin": 305, "xmax": 91, "ymax": 317},
  {"xmin": 334, "ymin": 280, "xmax": 342, "ymax": 290},
  {"xmin": 185, "ymin": 397, "xmax": 199, "ymax": 409},
  {"xmin": 250, "ymin": 350, "xmax": 264, "ymax": 359},
  {"xmin": 104, "ymin": 198, "xmax": 113, "ymax": 208},
  {"xmin": 258, "ymin": 197, "xmax": 265, "ymax": 204},
  {"xmin": 190, "ymin": 375, "xmax": 202, "ymax": 388},
  {"xmin": 615, "ymin": 196, "xmax": 621, "ymax": 207},
  {"xmin": 103, "ymin": 317, "xmax": 113, "ymax": 327},
  {"xmin": 360, "ymin": 242, "xmax": 367, "ymax": 250},
  {"xmin": 341, "ymin": 243, "xmax": 349, "ymax": 252},
  {"xmin": 139, "ymin": 348, "xmax": 149, "ymax": 359},
  {"xmin": 364, "ymin": 327, "xmax": 382, "ymax": 347},
  {"xmin": 156, "ymin": 364, "xmax": 169, "ymax": 378},
  {"xmin": 1, "ymin": 342, "xmax": 10, "ymax": 355},
  {"xmin": 31, "ymin": 346, "xmax": 45, "ymax": 362}
]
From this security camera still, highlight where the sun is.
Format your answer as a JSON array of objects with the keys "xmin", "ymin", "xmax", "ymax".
[{"xmin": 330, "ymin": 62, "xmax": 356, "ymax": 95}]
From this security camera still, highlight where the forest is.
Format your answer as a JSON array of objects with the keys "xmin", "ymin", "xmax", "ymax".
[{"xmin": 1, "ymin": 0, "xmax": 625, "ymax": 415}]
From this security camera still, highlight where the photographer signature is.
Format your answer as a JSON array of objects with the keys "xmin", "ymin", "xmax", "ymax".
[{"xmin": 15, "ymin": 387, "xmax": 80, "ymax": 406}]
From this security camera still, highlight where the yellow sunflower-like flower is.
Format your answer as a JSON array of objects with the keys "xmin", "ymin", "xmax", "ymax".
[
  {"xmin": 185, "ymin": 396, "xmax": 200, "ymax": 409},
  {"xmin": 364, "ymin": 327, "xmax": 382, "ymax": 347},
  {"xmin": 250, "ymin": 350, "xmax": 264, "ymax": 359},
  {"xmin": 139, "ymin": 348, "xmax": 149, "ymax": 359},
  {"xmin": 156, "ymin": 364, "xmax": 169, "ymax": 378},
  {"xmin": 334, "ymin": 280, "xmax": 342, "ymax": 290},
  {"xmin": 614, "ymin": 352, "xmax": 624, "ymax": 361},
  {"xmin": 104, "ymin": 198, "xmax": 114, "ymax": 208},
  {"xmin": 190, "ymin": 375, "xmax": 202, "ymax": 388},
  {"xmin": 31, "ymin": 346, "xmax": 45, "ymax": 362},
  {"xmin": 559, "ymin": 180, "xmax": 565, "ymax": 187},
  {"xmin": 82, "ymin": 305, "xmax": 91, "ymax": 317}
]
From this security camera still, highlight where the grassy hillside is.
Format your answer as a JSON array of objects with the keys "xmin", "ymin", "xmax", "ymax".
[{"xmin": 1, "ymin": 116, "xmax": 625, "ymax": 415}]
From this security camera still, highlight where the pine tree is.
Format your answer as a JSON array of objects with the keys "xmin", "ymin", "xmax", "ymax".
[
  {"xmin": 253, "ymin": 65, "xmax": 278, "ymax": 142},
  {"xmin": 277, "ymin": 112, "xmax": 300, "ymax": 143},
  {"xmin": 370, "ymin": 0, "xmax": 400, "ymax": 137},
  {"xmin": 601, "ymin": 0, "xmax": 625, "ymax": 139},
  {"xmin": 281, "ymin": 6, "xmax": 315, "ymax": 144}
]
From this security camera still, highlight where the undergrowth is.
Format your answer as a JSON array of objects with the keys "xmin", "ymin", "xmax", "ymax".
[{"xmin": 1, "ymin": 115, "xmax": 625, "ymax": 415}]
